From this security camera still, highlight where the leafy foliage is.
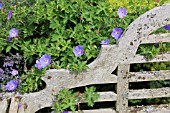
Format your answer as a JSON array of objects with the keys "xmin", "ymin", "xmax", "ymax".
[
  {"xmin": 52, "ymin": 86, "xmax": 99, "ymax": 112},
  {"xmin": 137, "ymin": 43, "xmax": 170, "ymax": 59},
  {"xmin": 19, "ymin": 66, "xmax": 46, "ymax": 93}
]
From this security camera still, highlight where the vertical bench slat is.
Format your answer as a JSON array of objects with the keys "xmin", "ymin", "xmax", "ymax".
[
  {"xmin": 0, "ymin": 99, "xmax": 8, "ymax": 113},
  {"xmin": 9, "ymin": 97, "xmax": 20, "ymax": 113},
  {"xmin": 116, "ymin": 64, "xmax": 130, "ymax": 113}
]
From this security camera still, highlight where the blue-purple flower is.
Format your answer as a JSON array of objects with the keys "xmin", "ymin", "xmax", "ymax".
[
  {"xmin": 40, "ymin": 54, "xmax": 51, "ymax": 66},
  {"xmin": 3, "ymin": 57, "xmax": 14, "ymax": 67},
  {"xmin": 100, "ymin": 38, "xmax": 110, "ymax": 45},
  {"xmin": 5, "ymin": 80, "xmax": 18, "ymax": 91},
  {"xmin": 11, "ymin": 69, "xmax": 18, "ymax": 76},
  {"xmin": 6, "ymin": 36, "xmax": 12, "ymax": 42},
  {"xmin": 73, "ymin": 45, "xmax": 84, "ymax": 57},
  {"xmin": 9, "ymin": 28, "xmax": 19, "ymax": 38},
  {"xmin": 117, "ymin": 7, "xmax": 127, "ymax": 19},
  {"xmin": 16, "ymin": 53, "xmax": 22, "ymax": 60},
  {"xmin": 8, "ymin": 10, "xmax": 13, "ymax": 20},
  {"xmin": 60, "ymin": 111, "xmax": 68, "ymax": 113},
  {"xmin": 163, "ymin": 25, "xmax": 170, "ymax": 30},
  {"xmin": 35, "ymin": 60, "xmax": 43, "ymax": 70},
  {"xmin": 154, "ymin": 43, "xmax": 159, "ymax": 48},
  {"xmin": 0, "ymin": 2, "xmax": 2, "ymax": 9},
  {"xmin": 4, "ymin": 57, "xmax": 11, "ymax": 61},
  {"xmin": 111, "ymin": 28, "xmax": 123, "ymax": 40},
  {"xmin": 35, "ymin": 54, "xmax": 51, "ymax": 70},
  {"xmin": 3, "ymin": 62, "xmax": 13, "ymax": 67},
  {"xmin": 0, "ymin": 68, "xmax": 4, "ymax": 75}
]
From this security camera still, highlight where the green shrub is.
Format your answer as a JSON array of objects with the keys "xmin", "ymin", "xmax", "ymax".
[
  {"xmin": 52, "ymin": 86, "xmax": 99, "ymax": 112},
  {"xmin": 1, "ymin": 0, "xmax": 117, "ymax": 73}
]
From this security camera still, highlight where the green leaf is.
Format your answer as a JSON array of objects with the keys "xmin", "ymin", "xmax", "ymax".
[
  {"xmin": 6, "ymin": 46, "xmax": 11, "ymax": 52},
  {"xmin": 12, "ymin": 45, "xmax": 18, "ymax": 50}
]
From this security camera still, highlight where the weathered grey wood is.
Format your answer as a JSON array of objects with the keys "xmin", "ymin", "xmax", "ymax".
[
  {"xmin": 18, "ymin": 90, "xmax": 55, "ymax": 113},
  {"xmin": 129, "ymin": 70, "xmax": 170, "ymax": 82},
  {"xmin": 0, "ymin": 99, "xmax": 8, "ymax": 113},
  {"xmin": 116, "ymin": 64, "xmax": 130, "ymax": 113},
  {"xmin": 131, "ymin": 53, "xmax": 170, "ymax": 63},
  {"xmin": 69, "ymin": 108, "xmax": 117, "ymax": 113},
  {"xmin": 9, "ymin": 97, "xmax": 20, "ymax": 113},
  {"xmin": 95, "ymin": 92, "xmax": 117, "ymax": 102},
  {"xmin": 142, "ymin": 33, "xmax": 170, "ymax": 44},
  {"xmin": 42, "ymin": 69, "xmax": 118, "ymax": 90},
  {"xmin": 128, "ymin": 104, "xmax": 170, "ymax": 113},
  {"xmin": 68, "ymin": 104, "xmax": 170, "ymax": 113},
  {"xmin": 118, "ymin": 3, "xmax": 170, "ymax": 64},
  {"xmin": 128, "ymin": 87, "xmax": 170, "ymax": 99}
]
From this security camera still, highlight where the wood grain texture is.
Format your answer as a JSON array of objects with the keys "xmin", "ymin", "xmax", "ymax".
[{"xmin": 129, "ymin": 87, "xmax": 170, "ymax": 99}]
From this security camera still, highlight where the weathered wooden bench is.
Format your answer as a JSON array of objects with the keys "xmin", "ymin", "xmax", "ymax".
[{"xmin": 0, "ymin": 3, "xmax": 170, "ymax": 113}]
